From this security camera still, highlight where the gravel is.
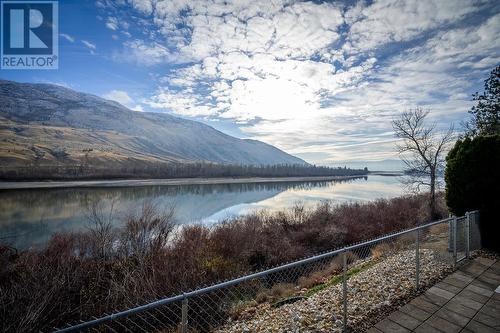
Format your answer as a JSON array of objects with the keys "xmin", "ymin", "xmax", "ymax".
[{"xmin": 216, "ymin": 249, "xmax": 454, "ymax": 333}]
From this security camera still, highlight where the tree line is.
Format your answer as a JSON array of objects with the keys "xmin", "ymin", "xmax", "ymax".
[{"xmin": 0, "ymin": 161, "xmax": 369, "ymax": 181}]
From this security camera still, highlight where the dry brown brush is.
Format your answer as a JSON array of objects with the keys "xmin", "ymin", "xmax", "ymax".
[{"xmin": 0, "ymin": 193, "xmax": 447, "ymax": 332}]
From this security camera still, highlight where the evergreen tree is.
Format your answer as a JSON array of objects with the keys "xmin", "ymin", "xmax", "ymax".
[{"xmin": 466, "ymin": 65, "xmax": 500, "ymax": 136}]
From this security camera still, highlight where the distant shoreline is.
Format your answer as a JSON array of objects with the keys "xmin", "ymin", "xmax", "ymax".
[
  {"xmin": 0, "ymin": 175, "xmax": 373, "ymax": 190},
  {"xmin": 368, "ymin": 171, "xmax": 404, "ymax": 176}
]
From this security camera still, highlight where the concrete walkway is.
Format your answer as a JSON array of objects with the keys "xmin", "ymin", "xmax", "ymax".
[{"xmin": 368, "ymin": 257, "xmax": 500, "ymax": 333}]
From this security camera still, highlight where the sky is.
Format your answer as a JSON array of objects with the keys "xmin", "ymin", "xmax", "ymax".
[{"xmin": 1, "ymin": 0, "xmax": 499, "ymax": 169}]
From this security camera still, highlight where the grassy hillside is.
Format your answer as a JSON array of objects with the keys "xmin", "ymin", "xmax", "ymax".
[{"xmin": 0, "ymin": 80, "xmax": 306, "ymax": 179}]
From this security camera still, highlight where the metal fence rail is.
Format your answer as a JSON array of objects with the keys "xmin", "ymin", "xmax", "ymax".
[{"xmin": 54, "ymin": 211, "xmax": 481, "ymax": 333}]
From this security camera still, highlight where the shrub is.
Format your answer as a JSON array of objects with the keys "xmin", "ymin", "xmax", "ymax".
[
  {"xmin": 371, "ymin": 243, "xmax": 391, "ymax": 259},
  {"xmin": 445, "ymin": 135, "xmax": 500, "ymax": 251},
  {"xmin": 0, "ymin": 193, "xmax": 447, "ymax": 332}
]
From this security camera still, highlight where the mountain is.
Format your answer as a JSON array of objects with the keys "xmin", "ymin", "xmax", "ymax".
[{"xmin": 0, "ymin": 80, "xmax": 306, "ymax": 174}]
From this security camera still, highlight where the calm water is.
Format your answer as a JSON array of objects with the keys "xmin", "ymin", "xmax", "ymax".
[{"xmin": 0, "ymin": 175, "xmax": 404, "ymax": 249}]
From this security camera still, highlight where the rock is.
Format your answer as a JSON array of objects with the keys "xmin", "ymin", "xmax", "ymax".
[{"xmin": 215, "ymin": 249, "xmax": 453, "ymax": 333}]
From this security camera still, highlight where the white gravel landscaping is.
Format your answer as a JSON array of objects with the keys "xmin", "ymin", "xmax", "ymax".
[{"xmin": 216, "ymin": 249, "xmax": 454, "ymax": 333}]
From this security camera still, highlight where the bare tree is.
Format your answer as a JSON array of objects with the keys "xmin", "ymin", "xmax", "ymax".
[
  {"xmin": 119, "ymin": 200, "xmax": 176, "ymax": 259},
  {"xmin": 392, "ymin": 108, "xmax": 454, "ymax": 218},
  {"xmin": 85, "ymin": 198, "xmax": 117, "ymax": 258}
]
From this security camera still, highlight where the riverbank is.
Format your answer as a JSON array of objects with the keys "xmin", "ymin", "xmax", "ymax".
[
  {"xmin": 0, "ymin": 193, "xmax": 447, "ymax": 332},
  {"xmin": 0, "ymin": 175, "xmax": 365, "ymax": 190},
  {"xmin": 368, "ymin": 171, "xmax": 404, "ymax": 176}
]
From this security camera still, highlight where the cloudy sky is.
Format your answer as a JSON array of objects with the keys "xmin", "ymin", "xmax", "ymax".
[{"xmin": 2, "ymin": 0, "xmax": 500, "ymax": 168}]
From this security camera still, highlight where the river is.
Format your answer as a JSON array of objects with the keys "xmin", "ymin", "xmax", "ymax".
[{"xmin": 0, "ymin": 175, "xmax": 405, "ymax": 249}]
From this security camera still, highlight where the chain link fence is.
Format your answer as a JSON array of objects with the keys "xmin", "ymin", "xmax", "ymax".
[{"xmin": 54, "ymin": 211, "xmax": 481, "ymax": 333}]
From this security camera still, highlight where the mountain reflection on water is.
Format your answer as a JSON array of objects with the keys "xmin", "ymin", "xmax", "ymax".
[{"xmin": 0, "ymin": 175, "xmax": 403, "ymax": 249}]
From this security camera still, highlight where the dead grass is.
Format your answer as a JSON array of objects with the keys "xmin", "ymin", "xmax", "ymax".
[
  {"xmin": 371, "ymin": 243, "xmax": 392, "ymax": 259},
  {"xmin": 0, "ymin": 193, "xmax": 448, "ymax": 332}
]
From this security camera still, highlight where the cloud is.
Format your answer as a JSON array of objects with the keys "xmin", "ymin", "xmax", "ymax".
[
  {"xmin": 103, "ymin": 90, "xmax": 146, "ymax": 112},
  {"xmin": 424, "ymin": 13, "xmax": 500, "ymax": 69},
  {"xmin": 139, "ymin": 0, "xmax": 348, "ymax": 122},
  {"xmin": 131, "ymin": 104, "xmax": 145, "ymax": 112},
  {"xmin": 81, "ymin": 40, "xmax": 96, "ymax": 50},
  {"xmin": 129, "ymin": 0, "xmax": 154, "ymax": 15},
  {"xmin": 60, "ymin": 33, "xmax": 75, "ymax": 43},
  {"xmin": 103, "ymin": 90, "xmax": 133, "ymax": 105},
  {"xmin": 154, "ymin": 0, "xmax": 343, "ymax": 62},
  {"xmin": 345, "ymin": 0, "xmax": 484, "ymax": 52},
  {"xmin": 146, "ymin": 86, "xmax": 218, "ymax": 117},
  {"xmin": 36, "ymin": 79, "xmax": 72, "ymax": 89},
  {"xmin": 102, "ymin": 0, "xmax": 500, "ymax": 163},
  {"xmin": 81, "ymin": 40, "xmax": 97, "ymax": 51},
  {"xmin": 113, "ymin": 40, "xmax": 173, "ymax": 66},
  {"xmin": 106, "ymin": 16, "xmax": 119, "ymax": 31}
]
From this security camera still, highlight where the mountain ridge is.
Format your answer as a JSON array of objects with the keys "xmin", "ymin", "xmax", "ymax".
[{"xmin": 0, "ymin": 79, "xmax": 306, "ymax": 172}]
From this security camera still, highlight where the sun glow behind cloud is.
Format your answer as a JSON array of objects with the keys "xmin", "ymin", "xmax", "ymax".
[{"xmin": 96, "ymin": 0, "xmax": 500, "ymax": 164}]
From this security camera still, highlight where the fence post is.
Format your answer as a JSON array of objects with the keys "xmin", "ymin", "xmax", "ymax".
[
  {"xmin": 415, "ymin": 229, "xmax": 420, "ymax": 290},
  {"xmin": 342, "ymin": 251, "xmax": 347, "ymax": 333},
  {"xmin": 452, "ymin": 216, "xmax": 457, "ymax": 267},
  {"xmin": 447, "ymin": 214, "xmax": 453, "ymax": 252},
  {"xmin": 181, "ymin": 296, "xmax": 189, "ymax": 333},
  {"xmin": 465, "ymin": 212, "xmax": 470, "ymax": 259}
]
